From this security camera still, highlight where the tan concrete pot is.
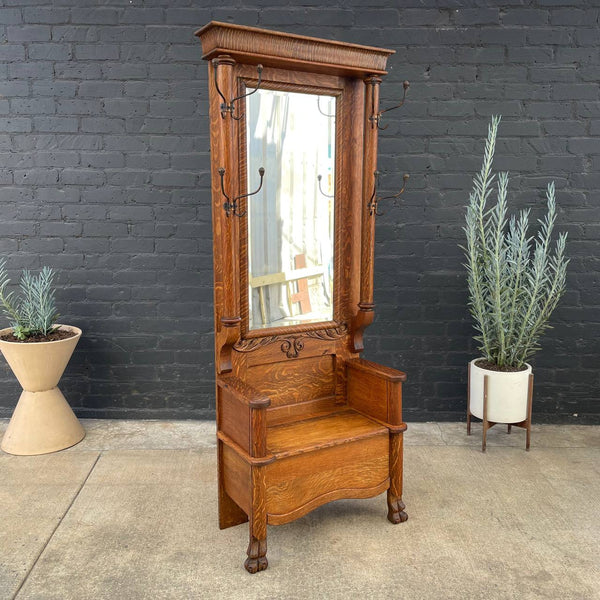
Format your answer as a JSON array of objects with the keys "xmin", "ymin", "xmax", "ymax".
[{"xmin": 0, "ymin": 325, "xmax": 85, "ymax": 455}]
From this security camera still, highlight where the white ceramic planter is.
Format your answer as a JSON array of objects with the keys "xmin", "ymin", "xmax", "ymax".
[
  {"xmin": 469, "ymin": 358, "xmax": 532, "ymax": 424},
  {"xmin": 0, "ymin": 325, "xmax": 84, "ymax": 455}
]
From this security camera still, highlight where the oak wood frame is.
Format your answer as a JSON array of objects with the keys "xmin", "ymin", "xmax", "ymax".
[
  {"xmin": 197, "ymin": 22, "xmax": 407, "ymax": 574},
  {"xmin": 236, "ymin": 67, "xmax": 347, "ymax": 339}
]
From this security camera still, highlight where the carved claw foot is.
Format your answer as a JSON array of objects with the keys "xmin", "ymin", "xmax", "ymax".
[
  {"xmin": 244, "ymin": 555, "xmax": 268, "ymax": 574},
  {"xmin": 387, "ymin": 496, "xmax": 408, "ymax": 524},
  {"xmin": 244, "ymin": 538, "xmax": 268, "ymax": 574}
]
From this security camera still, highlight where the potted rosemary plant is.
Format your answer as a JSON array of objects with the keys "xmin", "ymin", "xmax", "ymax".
[
  {"xmin": 463, "ymin": 116, "xmax": 568, "ymax": 428},
  {"xmin": 0, "ymin": 260, "xmax": 84, "ymax": 455}
]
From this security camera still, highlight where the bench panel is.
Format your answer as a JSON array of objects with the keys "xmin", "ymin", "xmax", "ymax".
[
  {"xmin": 246, "ymin": 354, "xmax": 336, "ymax": 407},
  {"xmin": 265, "ymin": 433, "xmax": 389, "ymax": 525}
]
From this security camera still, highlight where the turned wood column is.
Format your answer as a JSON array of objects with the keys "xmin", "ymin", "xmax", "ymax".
[
  {"xmin": 352, "ymin": 75, "xmax": 381, "ymax": 352},
  {"xmin": 209, "ymin": 55, "xmax": 242, "ymax": 373}
]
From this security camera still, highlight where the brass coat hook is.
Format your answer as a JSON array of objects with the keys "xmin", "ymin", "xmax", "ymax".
[
  {"xmin": 213, "ymin": 61, "xmax": 263, "ymax": 120},
  {"xmin": 218, "ymin": 167, "xmax": 265, "ymax": 217},
  {"xmin": 367, "ymin": 171, "xmax": 383, "ymax": 216},
  {"xmin": 370, "ymin": 80, "xmax": 410, "ymax": 130},
  {"xmin": 317, "ymin": 174, "xmax": 334, "ymax": 198},
  {"xmin": 367, "ymin": 171, "xmax": 409, "ymax": 216}
]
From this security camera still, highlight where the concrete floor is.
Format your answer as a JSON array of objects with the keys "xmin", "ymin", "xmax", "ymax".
[{"xmin": 0, "ymin": 419, "xmax": 598, "ymax": 600}]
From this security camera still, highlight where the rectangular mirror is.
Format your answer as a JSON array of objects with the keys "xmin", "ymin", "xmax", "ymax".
[{"xmin": 246, "ymin": 88, "xmax": 336, "ymax": 331}]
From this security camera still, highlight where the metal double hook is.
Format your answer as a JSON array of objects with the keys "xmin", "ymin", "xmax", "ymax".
[
  {"xmin": 218, "ymin": 167, "xmax": 265, "ymax": 217},
  {"xmin": 367, "ymin": 170, "xmax": 409, "ymax": 216},
  {"xmin": 370, "ymin": 80, "xmax": 410, "ymax": 130},
  {"xmin": 213, "ymin": 60, "xmax": 263, "ymax": 120}
]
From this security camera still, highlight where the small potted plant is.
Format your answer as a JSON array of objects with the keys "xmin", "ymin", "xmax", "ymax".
[
  {"xmin": 0, "ymin": 260, "xmax": 84, "ymax": 455},
  {"xmin": 462, "ymin": 116, "xmax": 568, "ymax": 449}
]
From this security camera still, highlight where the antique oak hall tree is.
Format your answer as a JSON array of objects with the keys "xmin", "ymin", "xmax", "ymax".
[{"xmin": 196, "ymin": 22, "xmax": 408, "ymax": 573}]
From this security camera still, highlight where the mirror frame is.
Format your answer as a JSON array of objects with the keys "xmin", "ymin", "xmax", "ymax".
[{"xmin": 237, "ymin": 66, "xmax": 346, "ymax": 339}]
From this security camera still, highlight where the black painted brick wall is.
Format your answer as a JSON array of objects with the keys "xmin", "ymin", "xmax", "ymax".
[{"xmin": 0, "ymin": 1, "xmax": 598, "ymax": 423}]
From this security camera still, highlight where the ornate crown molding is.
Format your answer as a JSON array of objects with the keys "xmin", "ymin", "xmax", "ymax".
[{"xmin": 195, "ymin": 22, "xmax": 394, "ymax": 77}]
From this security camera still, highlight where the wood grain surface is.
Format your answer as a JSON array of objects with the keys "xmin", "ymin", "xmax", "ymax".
[
  {"xmin": 218, "ymin": 389, "xmax": 250, "ymax": 454},
  {"xmin": 387, "ymin": 431, "xmax": 408, "ymax": 524},
  {"xmin": 265, "ymin": 434, "xmax": 389, "ymax": 523},
  {"xmin": 245, "ymin": 355, "xmax": 335, "ymax": 407},
  {"xmin": 222, "ymin": 442, "xmax": 251, "ymax": 515},
  {"xmin": 347, "ymin": 365, "xmax": 389, "ymax": 423},
  {"xmin": 217, "ymin": 438, "xmax": 248, "ymax": 530},
  {"xmin": 266, "ymin": 408, "xmax": 387, "ymax": 458},
  {"xmin": 196, "ymin": 21, "xmax": 394, "ymax": 77},
  {"xmin": 266, "ymin": 395, "xmax": 340, "ymax": 427}
]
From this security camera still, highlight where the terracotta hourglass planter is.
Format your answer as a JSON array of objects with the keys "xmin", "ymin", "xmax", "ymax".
[{"xmin": 0, "ymin": 325, "xmax": 84, "ymax": 455}]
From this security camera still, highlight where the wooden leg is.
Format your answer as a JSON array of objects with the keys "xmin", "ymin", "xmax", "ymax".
[
  {"xmin": 244, "ymin": 466, "xmax": 268, "ymax": 573},
  {"xmin": 467, "ymin": 361, "xmax": 471, "ymax": 436},
  {"xmin": 482, "ymin": 375, "xmax": 489, "ymax": 453},
  {"xmin": 218, "ymin": 443, "xmax": 248, "ymax": 530},
  {"xmin": 245, "ymin": 535, "xmax": 267, "ymax": 574},
  {"xmin": 387, "ymin": 431, "xmax": 408, "ymax": 524},
  {"xmin": 526, "ymin": 373, "xmax": 533, "ymax": 451},
  {"xmin": 507, "ymin": 424, "xmax": 512, "ymax": 434}
]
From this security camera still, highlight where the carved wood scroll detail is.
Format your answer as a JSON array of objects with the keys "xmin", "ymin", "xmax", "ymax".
[
  {"xmin": 234, "ymin": 323, "xmax": 349, "ymax": 358},
  {"xmin": 304, "ymin": 323, "xmax": 349, "ymax": 342},
  {"xmin": 281, "ymin": 338, "xmax": 304, "ymax": 359}
]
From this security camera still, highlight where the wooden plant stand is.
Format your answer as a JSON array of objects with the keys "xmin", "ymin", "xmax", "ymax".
[{"xmin": 467, "ymin": 363, "xmax": 534, "ymax": 452}]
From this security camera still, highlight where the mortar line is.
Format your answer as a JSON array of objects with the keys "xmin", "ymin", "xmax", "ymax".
[{"xmin": 11, "ymin": 452, "xmax": 103, "ymax": 600}]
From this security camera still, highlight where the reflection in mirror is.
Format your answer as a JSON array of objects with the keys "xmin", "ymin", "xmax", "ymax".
[{"xmin": 246, "ymin": 89, "xmax": 336, "ymax": 330}]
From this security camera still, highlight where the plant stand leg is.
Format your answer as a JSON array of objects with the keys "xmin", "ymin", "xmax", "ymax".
[
  {"xmin": 467, "ymin": 361, "xmax": 471, "ymax": 436},
  {"xmin": 526, "ymin": 373, "xmax": 534, "ymax": 451},
  {"xmin": 244, "ymin": 466, "xmax": 268, "ymax": 574},
  {"xmin": 482, "ymin": 374, "xmax": 489, "ymax": 453},
  {"xmin": 387, "ymin": 431, "xmax": 408, "ymax": 524}
]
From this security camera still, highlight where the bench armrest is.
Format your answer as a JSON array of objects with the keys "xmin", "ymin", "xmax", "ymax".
[
  {"xmin": 346, "ymin": 358, "xmax": 406, "ymax": 383},
  {"xmin": 217, "ymin": 374, "xmax": 271, "ymax": 408},
  {"xmin": 217, "ymin": 374, "xmax": 270, "ymax": 458},
  {"xmin": 346, "ymin": 358, "xmax": 406, "ymax": 428}
]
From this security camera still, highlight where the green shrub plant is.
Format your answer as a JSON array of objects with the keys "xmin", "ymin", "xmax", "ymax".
[
  {"xmin": 0, "ymin": 260, "xmax": 60, "ymax": 340},
  {"xmin": 462, "ymin": 116, "xmax": 568, "ymax": 370}
]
